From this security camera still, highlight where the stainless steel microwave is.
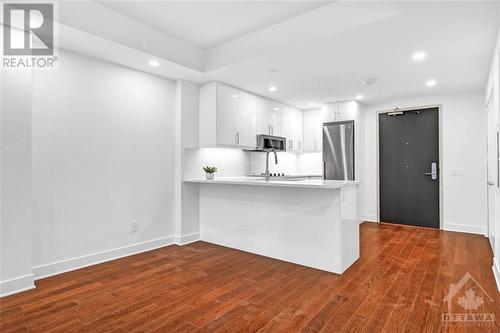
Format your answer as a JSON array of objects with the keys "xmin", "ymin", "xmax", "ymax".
[{"xmin": 255, "ymin": 134, "xmax": 287, "ymax": 151}]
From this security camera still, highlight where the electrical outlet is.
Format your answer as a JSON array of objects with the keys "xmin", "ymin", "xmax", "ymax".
[{"xmin": 130, "ymin": 220, "xmax": 138, "ymax": 233}]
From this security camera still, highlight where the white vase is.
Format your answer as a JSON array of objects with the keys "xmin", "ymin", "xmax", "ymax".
[{"xmin": 205, "ymin": 173, "xmax": 214, "ymax": 180}]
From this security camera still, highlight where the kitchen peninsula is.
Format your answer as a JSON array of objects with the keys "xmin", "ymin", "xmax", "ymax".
[{"xmin": 183, "ymin": 177, "xmax": 360, "ymax": 274}]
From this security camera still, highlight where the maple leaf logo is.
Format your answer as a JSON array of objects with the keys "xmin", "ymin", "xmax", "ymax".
[{"xmin": 457, "ymin": 289, "xmax": 484, "ymax": 311}]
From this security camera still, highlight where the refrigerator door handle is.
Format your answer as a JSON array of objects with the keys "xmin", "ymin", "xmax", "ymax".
[{"xmin": 323, "ymin": 161, "xmax": 326, "ymax": 179}]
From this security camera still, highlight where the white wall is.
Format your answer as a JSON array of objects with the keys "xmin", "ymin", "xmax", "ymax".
[
  {"xmin": 0, "ymin": 70, "xmax": 36, "ymax": 296},
  {"xmin": 485, "ymin": 27, "xmax": 500, "ymax": 289},
  {"xmin": 174, "ymin": 80, "xmax": 200, "ymax": 242},
  {"xmin": 31, "ymin": 50, "xmax": 176, "ymax": 276},
  {"xmin": 360, "ymin": 91, "xmax": 488, "ymax": 235}
]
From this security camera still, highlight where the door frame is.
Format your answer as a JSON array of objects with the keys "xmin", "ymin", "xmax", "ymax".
[
  {"xmin": 485, "ymin": 88, "xmax": 497, "ymax": 245},
  {"xmin": 376, "ymin": 104, "xmax": 443, "ymax": 229}
]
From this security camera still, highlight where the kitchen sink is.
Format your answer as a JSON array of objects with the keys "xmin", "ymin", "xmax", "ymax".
[{"xmin": 246, "ymin": 176, "xmax": 307, "ymax": 181}]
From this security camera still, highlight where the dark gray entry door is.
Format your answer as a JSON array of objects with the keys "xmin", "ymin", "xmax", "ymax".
[{"xmin": 379, "ymin": 107, "xmax": 440, "ymax": 229}]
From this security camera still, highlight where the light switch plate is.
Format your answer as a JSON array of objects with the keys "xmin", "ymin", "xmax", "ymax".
[
  {"xmin": 130, "ymin": 220, "xmax": 138, "ymax": 233},
  {"xmin": 451, "ymin": 168, "xmax": 464, "ymax": 177}
]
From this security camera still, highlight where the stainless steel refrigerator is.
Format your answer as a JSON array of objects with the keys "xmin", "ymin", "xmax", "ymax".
[{"xmin": 323, "ymin": 120, "xmax": 354, "ymax": 180}]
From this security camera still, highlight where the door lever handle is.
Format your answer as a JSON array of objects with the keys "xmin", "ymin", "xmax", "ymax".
[{"xmin": 424, "ymin": 162, "xmax": 438, "ymax": 180}]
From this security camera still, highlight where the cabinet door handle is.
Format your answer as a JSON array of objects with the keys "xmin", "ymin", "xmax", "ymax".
[
  {"xmin": 268, "ymin": 124, "xmax": 272, "ymax": 135},
  {"xmin": 235, "ymin": 132, "xmax": 240, "ymax": 145},
  {"xmin": 271, "ymin": 125, "xmax": 274, "ymax": 135}
]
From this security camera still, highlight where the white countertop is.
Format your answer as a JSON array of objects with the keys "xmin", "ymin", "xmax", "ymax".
[
  {"xmin": 246, "ymin": 174, "xmax": 323, "ymax": 178},
  {"xmin": 183, "ymin": 177, "xmax": 359, "ymax": 189}
]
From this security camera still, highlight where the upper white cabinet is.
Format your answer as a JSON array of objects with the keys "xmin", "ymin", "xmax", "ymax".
[
  {"xmin": 323, "ymin": 101, "xmax": 358, "ymax": 122},
  {"xmin": 303, "ymin": 108, "xmax": 324, "ymax": 152},
  {"xmin": 218, "ymin": 84, "xmax": 257, "ymax": 147},
  {"xmin": 281, "ymin": 106, "xmax": 303, "ymax": 152},
  {"xmin": 337, "ymin": 101, "xmax": 358, "ymax": 121},
  {"xmin": 303, "ymin": 102, "xmax": 359, "ymax": 153},
  {"xmin": 200, "ymin": 81, "xmax": 354, "ymax": 154},
  {"xmin": 256, "ymin": 97, "xmax": 282, "ymax": 138},
  {"xmin": 199, "ymin": 82, "xmax": 257, "ymax": 148},
  {"xmin": 303, "ymin": 110, "xmax": 315, "ymax": 152}
]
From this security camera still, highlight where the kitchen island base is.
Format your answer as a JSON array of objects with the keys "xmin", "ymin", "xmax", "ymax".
[{"xmin": 198, "ymin": 183, "xmax": 359, "ymax": 274}]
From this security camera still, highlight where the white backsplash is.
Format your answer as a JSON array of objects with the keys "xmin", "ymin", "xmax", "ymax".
[
  {"xmin": 185, "ymin": 148, "xmax": 322, "ymax": 178},
  {"xmin": 248, "ymin": 151, "xmax": 299, "ymax": 175},
  {"xmin": 184, "ymin": 147, "xmax": 250, "ymax": 178},
  {"xmin": 298, "ymin": 152, "xmax": 322, "ymax": 175}
]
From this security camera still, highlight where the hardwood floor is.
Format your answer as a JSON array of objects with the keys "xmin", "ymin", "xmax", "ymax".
[{"xmin": 1, "ymin": 222, "xmax": 498, "ymax": 332}]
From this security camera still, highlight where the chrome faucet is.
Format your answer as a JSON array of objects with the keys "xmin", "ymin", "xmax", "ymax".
[{"xmin": 263, "ymin": 148, "xmax": 278, "ymax": 181}]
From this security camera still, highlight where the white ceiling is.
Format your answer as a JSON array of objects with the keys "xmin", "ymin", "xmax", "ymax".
[
  {"xmin": 205, "ymin": 1, "xmax": 500, "ymax": 107},
  {"xmin": 55, "ymin": 1, "xmax": 500, "ymax": 108},
  {"xmin": 97, "ymin": 1, "xmax": 330, "ymax": 49}
]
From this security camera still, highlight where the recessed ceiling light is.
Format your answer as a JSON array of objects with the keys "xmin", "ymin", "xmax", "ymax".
[
  {"xmin": 268, "ymin": 86, "xmax": 277, "ymax": 92},
  {"xmin": 231, "ymin": 94, "xmax": 239, "ymax": 98},
  {"xmin": 308, "ymin": 102, "xmax": 316, "ymax": 106},
  {"xmin": 426, "ymin": 79, "xmax": 437, "ymax": 87},
  {"xmin": 149, "ymin": 60, "xmax": 159, "ymax": 67},
  {"xmin": 412, "ymin": 51, "xmax": 427, "ymax": 62},
  {"xmin": 355, "ymin": 95, "xmax": 364, "ymax": 101},
  {"xmin": 274, "ymin": 107, "xmax": 280, "ymax": 111},
  {"xmin": 361, "ymin": 78, "xmax": 378, "ymax": 86}
]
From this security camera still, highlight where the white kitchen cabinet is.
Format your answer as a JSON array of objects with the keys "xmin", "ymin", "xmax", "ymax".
[
  {"xmin": 217, "ymin": 84, "xmax": 256, "ymax": 147},
  {"xmin": 296, "ymin": 110, "xmax": 303, "ymax": 152},
  {"xmin": 322, "ymin": 103, "xmax": 339, "ymax": 122},
  {"xmin": 323, "ymin": 101, "xmax": 358, "ymax": 122},
  {"xmin": 303, "ymin": 108, "xmax": 324, "ymax": 152},
  {"xmin": 303, "ymin": 110, "xmax": 315, "ymax": 152},
  {"xmin": 337, "ymin": 101, "xmax": 358, "ymax": 121},
  {"xmin": 256, "ymin": 97, "xmax": 281, "ymax": 137},
  {"xmin": 199, "ymin": 82, "xmax": 257, "ymax": 148},
  {"xmin": 271, "ymin": 107, "xmax": 282, "ymax": 137},
  {"xmin": 281, "ymin": 106, "xmax": 303, "ymax": 152},
  {"xmin": 313, "ymin": 108, "xmax": 324, "ymax": 151}
]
